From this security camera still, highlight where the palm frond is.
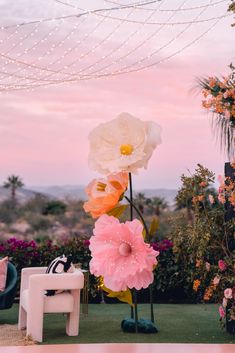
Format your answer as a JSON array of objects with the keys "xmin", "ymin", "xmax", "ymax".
[{"xmin": 212, "ymin": 114, "xmax": 235, "ymax": 160}]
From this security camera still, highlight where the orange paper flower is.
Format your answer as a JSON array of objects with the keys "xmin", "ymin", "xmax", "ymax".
[{"xmin": 83, "ymin": 172, "xmax": 128, "ymax": 218}]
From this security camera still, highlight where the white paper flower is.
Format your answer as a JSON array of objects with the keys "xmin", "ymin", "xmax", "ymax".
[{"xmin": 88, "ymin": 112, "xmax": 162, "ymax": 174}]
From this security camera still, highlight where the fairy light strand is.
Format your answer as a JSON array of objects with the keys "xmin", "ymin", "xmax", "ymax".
[
  {"xmin": 0, "ymin": 0, "xmax": 230, "ymax": 92},
  {"xmin": 102, "ymin": 0, "xmax": 227, "ymax": 12}
]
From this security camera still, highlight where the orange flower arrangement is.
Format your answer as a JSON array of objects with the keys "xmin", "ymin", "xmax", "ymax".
[
  {"xmin": 199, "ymin": 64, "xmax": 235, "ymax": 158},
  {"xmin": 201, "ymin": 71, "xmax": 235, "ymax": 124},
  {"xmin": 83, "ymin": 172, "xmax": 128, "ymax": 218}
]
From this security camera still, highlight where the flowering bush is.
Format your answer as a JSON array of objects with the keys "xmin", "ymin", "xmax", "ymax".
[
  {"xmin": 218, "ymin": 174, "xmax": 235, "ymax": 210},
  {"xmin": 0, "ymin": 236, "xmax": 93, "ymax": 292},
  {"xmin": 172, "ymin": 164, "xmax": 235, "ymax": 329}
]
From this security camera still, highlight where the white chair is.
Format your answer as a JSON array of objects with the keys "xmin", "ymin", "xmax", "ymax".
[{"xmin": 18, "ymin": 267, "xmax": 84, "ymax": 342}]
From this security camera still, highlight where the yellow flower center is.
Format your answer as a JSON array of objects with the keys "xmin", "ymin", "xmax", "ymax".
[
  {"xmin": 96, "ymin": 182, "xmax": 107, "ymax": 192},
  {"xmin": 120, "ymin": 144, "xmax": 133, "ymax": 156}
]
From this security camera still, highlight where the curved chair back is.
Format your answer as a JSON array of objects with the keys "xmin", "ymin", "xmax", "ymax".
[{"xmin": 0, "ymin": 262, "xmax": 18, "ymax": 310}]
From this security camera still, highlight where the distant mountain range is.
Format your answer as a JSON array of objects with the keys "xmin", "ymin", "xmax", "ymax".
[
  {"xmin": 30, "ymin": 185, "xmax": 178, "ymax": 205},
  {"xmin": 0, "ymin": 186, "xmax": 38, "ymax": 204},
  {"xmin": 0, "ymin": 185, "xmax": 178, "ymax": 205}
]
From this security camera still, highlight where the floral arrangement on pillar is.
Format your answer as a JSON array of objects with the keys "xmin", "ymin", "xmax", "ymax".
[
  {"xmin": 199, "ymin": 64, "xmax": 235, "ymax": 160},
  {"xmin": 83, "ymin": 112, "xmax": 162, "ymax": 333}
]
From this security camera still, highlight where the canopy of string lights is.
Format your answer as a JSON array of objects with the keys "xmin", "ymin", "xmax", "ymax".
[{"xmin": 0, "ymin": 0, "xmax": 231, "ymax": 92}]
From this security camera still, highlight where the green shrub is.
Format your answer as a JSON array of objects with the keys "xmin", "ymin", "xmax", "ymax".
[
  {"xmin": 42, "ymin": 200, "xmax": 67, "ymax": 215},
  {"xmin": 28, "ymin": 214, "xmax": 52, "ymax": 231}
]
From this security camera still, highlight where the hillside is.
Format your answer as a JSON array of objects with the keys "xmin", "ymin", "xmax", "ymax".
[
  {"xmin": 30, "ymin": 185, "xmax": 177, "ymax": 205},
  {"xmin": 0, "ymin": 187, "xmax": 38, "ymax": 204}
]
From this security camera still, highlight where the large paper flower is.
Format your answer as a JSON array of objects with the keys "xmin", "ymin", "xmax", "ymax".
[
  {"xmin": 83, "ymin": 172, "xmax": 128, "ymax": 218},
  {"xmin": 89, "ymin": 214, "xmax": 159, "ymax": 291},
  {"xmin": 88, "ymin": 112, "xmax": 162, "ymax": 174}
]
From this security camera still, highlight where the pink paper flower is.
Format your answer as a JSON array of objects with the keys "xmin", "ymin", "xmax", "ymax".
[
  {"xmin": 224, "ymin": 288, "xmax": 233, "ymax": 299},
  {"xmin": 89, "ymin": 214, "xmax": 159, "ymax": 291},
  {"xmin": 219, "ymin": 306, "xmax": 225, "ymax": 319},
  {"xmin": 218, "ymin": 260, "xmax": 227, "ymax": 271}
]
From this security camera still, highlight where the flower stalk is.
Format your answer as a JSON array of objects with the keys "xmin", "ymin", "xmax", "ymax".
[{"xmin": 127, "ymin": 173, "xmax": 155, "ymax": 326}]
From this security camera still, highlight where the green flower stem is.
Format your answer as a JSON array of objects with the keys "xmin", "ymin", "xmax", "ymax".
[
  {"xmin": 124, "ymin": 195, "xmax": 150, "ymax": 242},
  {"xmin": 150, "ymin": 283, "xmax": 154, "ymax": 323},
  {"xmin": 134, "ymin": 288, "xmax": 138, "ymax": 332},
  {"xmin": 128, "ymin": 173, "xmax": 137, "ymax": 330},
  {"xmin": 127, "ymin": 173, "xmax": 155, "ymax": 326}
]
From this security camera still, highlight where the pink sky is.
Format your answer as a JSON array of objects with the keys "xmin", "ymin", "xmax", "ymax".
[{"xmin": 0, "ymin": 1, "xmax": 234, "ymax": 189}]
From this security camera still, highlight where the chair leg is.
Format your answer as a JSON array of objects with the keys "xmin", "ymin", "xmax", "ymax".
[
  {"xmin": 18, "ymin": 305, "xmax": 27, "ymax": 330},
  {"xmin": 27, "ymin": 307, "xmax": 44, "ymax": 342},
  {"xmin": 66, "ymin": 289, "xmax": 80, "ymax": 336}
]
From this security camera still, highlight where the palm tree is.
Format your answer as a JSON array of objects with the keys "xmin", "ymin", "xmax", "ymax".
[
  {"xmin": 134, "ymin": 192, "xmax": 146, "ymax": 214},
  {"xmin": 146, "ymin": 197, "xmax": 168, "ymax": 216},
  {"xmin": 3, "ymin": 175, "xmax": 24, "ymax": 204},
  {"xmin": 228, "ymin": 1, "xmax": 235, "ymax": 26}
]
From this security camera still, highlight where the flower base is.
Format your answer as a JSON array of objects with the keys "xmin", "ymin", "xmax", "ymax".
[{"xmin": 121, "ymin": 318, "xmax": 158, "ymax": 333}]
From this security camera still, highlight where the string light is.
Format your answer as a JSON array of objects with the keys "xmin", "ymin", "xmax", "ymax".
[
  {"xmin": 0, "ymin": 13, "xmax": 224, "ymax": 92},
  {"xmin": 102, "ymin": 0, "xmax": 228, "ymax": 12},
  {"xmin": 51, "ymin": 0, "xmax": 231, "ymax": 26},
  {"xmin": 88, "ymin": 0, "xmax": 214, "ymax": 77},
  {"xmin": 1, "ymin": 1, "xmax": 158, "ymax": 29},
  {"xmin": 0, "ymin": 0, "xmax": 230, "ymax": 92}
]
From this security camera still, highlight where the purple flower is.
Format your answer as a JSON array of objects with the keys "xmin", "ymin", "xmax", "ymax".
[
  {"xmin": 83, "ymin": 239, "xmax": 90, "ymax": 248},
  {"xmin": 151, "ymin": 239, "xmax": 173, "ymax": 253},
  {"xmin": 0, "ymin": 244, "xmax": 5, "ymax": 252}
]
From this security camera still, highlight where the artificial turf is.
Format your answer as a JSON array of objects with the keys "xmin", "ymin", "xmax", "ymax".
[{"xmin": 0, "ymin": 304, "xmax": 234, "ymax": 344}]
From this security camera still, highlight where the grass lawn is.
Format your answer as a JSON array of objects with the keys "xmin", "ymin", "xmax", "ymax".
[{"xmin": 0, "ymin": 304, "xmax": 234, "ymax": 345}]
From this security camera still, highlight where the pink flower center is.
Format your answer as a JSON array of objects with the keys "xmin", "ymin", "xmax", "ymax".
[{"xmin": 119, "ymin": 242, "xmax": 132, "ymax": 256}]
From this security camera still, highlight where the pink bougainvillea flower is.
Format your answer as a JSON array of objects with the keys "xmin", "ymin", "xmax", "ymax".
[
  {"xmin": 222, "ymin": 298, "xmax": 228, "ymax": 308},
  {"xmin": 89, "ymin": 214, "xmax": 159, "ymax": 291},
  {"xmin": 219, "ymin": 306, "xmax": 225, "ymax": 319},
  {"xmin": 88, "ymin": 112, "xmax": 162, "ymax": 175},
  {"xmin": 83, "ymin": 172, "xmax": 128, "ymax": 218},
  {"xmin": 218, "ymin": 194, "xmax": 226, "ymax": 204},
  {"xmin": 205, "ymin": 262, "xmax": 210, "ymax": 272},
  {"xmin": 224, "ymin": 288, "xmax": 233, "ymax": 299},
  {"xmin": 208, "ymin": 194, "xmax": 215, "ymax": 204},
  {"xmin": 218, "ymin": 260, "xmax": 227, "ymax": 271},
  {"xmin": 213, "ymin": 275, "xmax": 220, "ymax": 286}
]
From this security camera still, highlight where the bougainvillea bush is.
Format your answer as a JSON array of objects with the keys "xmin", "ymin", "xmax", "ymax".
[
  {"xmin": 171, "ymin": 164, "xmax": 235, "ymax": 324},
  {"xmin": 0, "ymin": 236, "xmax": 178, "ymax": 302},
  {"xmin": 0, "ymin": 236, "xmax": 94, "ymax": 294}
]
